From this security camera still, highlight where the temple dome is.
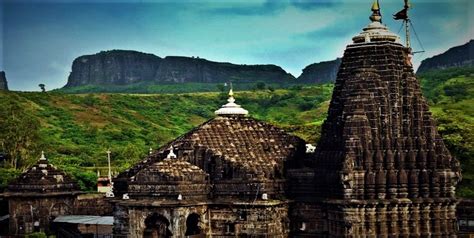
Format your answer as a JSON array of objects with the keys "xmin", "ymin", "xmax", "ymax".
[
  {"xmin": 352, "ymin": 0, "xmax": 401, "ymax": 44},
  {"xmin": 214, "ymin": 89, "xmax": 248, "ymax": 116}
]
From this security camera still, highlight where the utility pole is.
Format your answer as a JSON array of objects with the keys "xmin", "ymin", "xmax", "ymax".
[{"xmin": 106, "ymin": 149, "xmax": 112, "ymax": 184}]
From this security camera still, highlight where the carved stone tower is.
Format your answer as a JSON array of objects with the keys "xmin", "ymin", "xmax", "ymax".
[{"xmin": 289, "ymin": 1, "xmax": 462, "ymax": 237}]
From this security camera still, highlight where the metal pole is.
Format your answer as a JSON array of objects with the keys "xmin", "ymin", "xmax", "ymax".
[
  {"xmin": 405, "ymin": 19, "xmax": 411, "ymax": 49},
  {"xmin": 107, "ymin": 150, "xmax": 112, "ymax": 184}
]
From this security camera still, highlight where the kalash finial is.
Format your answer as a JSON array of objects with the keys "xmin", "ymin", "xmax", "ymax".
[
  {"xmin": 214, "ymin": 83, "xmax": 248, "ymax": 116},
  {"xmin": 369, "ymin": 0, "xmax": 382, "ymax": 23},
  {"xmin": 166, "ymin": 146, "xmax": 177, "ymax": 159},
  {"xmin": 39, "ymin": 151, "xmax": 47, "ymax": 161}
]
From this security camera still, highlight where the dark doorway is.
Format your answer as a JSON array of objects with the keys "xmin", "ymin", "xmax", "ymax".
[
  {"xmin": 185, "ymin": 213, "xmax": 201, "ymax": 236},
  {"xmin": 143, "ymin": 213, "xmax": 172, "ymax": 238}
]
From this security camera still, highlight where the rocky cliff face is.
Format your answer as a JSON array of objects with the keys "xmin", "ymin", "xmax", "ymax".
[
  {"xmin": 64, "ymin": 50, "xmax": 295, "ymax": 88},
  {"xmin": 0, "ymin": 71, "xmax": 9, "ymax": 90},
  {"xmin": 297, "ymin": 58, "xmax": 342, "ymax": 83},
  {"xmin": 417, "ymin": 40, "xmax": 474, "ymax": 73},
  {"xmin": 65, "ymin": 50, "xmax": 162, "ymax": 87}
]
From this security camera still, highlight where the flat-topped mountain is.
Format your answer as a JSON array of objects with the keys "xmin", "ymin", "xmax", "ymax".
[
  {"xmin": 63, "ymin": 50, "xmax": 295, "ymax": 88},
  {"xmin": 297, "ymin": 58, "xmax": 341, "ymax": 83},
  {"xmin": 417, "ymin": 40, "xmax": 473, "ymax": 73}
]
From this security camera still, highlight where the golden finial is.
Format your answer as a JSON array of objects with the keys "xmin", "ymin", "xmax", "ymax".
[
  {"xmin": 228, "ymin": 82, "xmax": 234, "ymax": 97},
  {"xmin": 369, "ymin": 0, "xmax": 382, "ymax": 23},
  {"xmin": 372, "ymin": 0, "xmax": 379, "ymax": 10}
]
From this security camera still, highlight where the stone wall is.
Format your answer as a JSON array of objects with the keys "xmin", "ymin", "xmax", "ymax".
[
  {"xmin": 74, "ymin": 193, "xmax": 113, "ymax": 216},
  {"xmin": 208, "ymin": 203, "xmax": 290, "ymax": 237},
  {"xmin": 113, "ymin": 202, "xmax": 209, "ymax": 237},
  {"xmin": 8, "ymin": 195, "xmax": 76, "ymax": 234}
]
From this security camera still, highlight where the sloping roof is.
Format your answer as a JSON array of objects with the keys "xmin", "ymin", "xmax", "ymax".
[
  {"xmin": 119, "ymin": 115, "xmax": 305, "ymax": 180},
  {"xmin": 7, "ymin": 154, "xmax": 80, "ymax": 194},
  {"xmin": 53, "ymin": 215, "xmax": 113, "ymax": 225},
  {"xmin": 134, "ymin": 158, "xmax": 208, "ymax": 182}
]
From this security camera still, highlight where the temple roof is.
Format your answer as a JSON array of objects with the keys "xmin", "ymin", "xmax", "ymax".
[
  {"xmin": 6, "ymin": 152, "xmax": 81, "ymax": 195},
  {"xmin": 119, "ymin": 115, "xmax": 305, "ymax": 181},
  {"xmin": 133, "ymin": 157, "xmax": 208, "ymax": 183}
]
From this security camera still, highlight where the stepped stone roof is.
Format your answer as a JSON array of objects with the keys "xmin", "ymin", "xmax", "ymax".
[
  {"xmin": 114, "ymin": 90, "xmax": 306, "ymax": 200},
  {"xmin": 120, "ymin": 115, "xmax": 305, "ymax": 181},
  {"xmin": 5, "ymin": 152, "xmax": 81, "ymax": 195},
  {"xmin": 134, "ymin": 157, "xmax": 208, "ymax": 183}
]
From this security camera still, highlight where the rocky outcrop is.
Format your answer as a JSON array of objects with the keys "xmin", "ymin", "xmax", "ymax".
[
  {"xmin": 65, "ymin": 50, "xmax": 162, "ymax": 87},
  {"xmin": 64, "ymin": 50, "xmax": 295, "ymax": 88},
  {"xmin": 0, "ymin": 71, "xmax": 8, "ymax": 90},
  {"xmin": 417, "ymin": 40, "xmax": 474, "ymax": 73},
  {"xmin": 297, "ymin": 58, "xmax": 341, "ymax": 83},
  {"xmin": 156, "ymin": 56, "xmax": 294, "ymax": 83}
]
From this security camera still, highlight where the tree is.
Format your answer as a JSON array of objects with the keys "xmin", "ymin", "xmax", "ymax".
[
  {"xmin": 255, "ymin": 82, "xmax": 266, "ymax": 90},
  {"xmin": 0, "ymin": 95, "xmax": 40, "ymax": 169},
  {"xmin": 38, "ymin": 83, "xmax": 45, "ymax": 92}
]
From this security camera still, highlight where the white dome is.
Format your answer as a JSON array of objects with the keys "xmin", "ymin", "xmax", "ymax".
[{"xmin": 214, "ymin": 89, "xmax": 248, "ymax": 116}]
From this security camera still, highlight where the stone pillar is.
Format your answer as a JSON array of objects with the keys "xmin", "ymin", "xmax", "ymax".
[
  {"xmin": 377, "ymin": 204, "xmax": 387, "ymax": 235},
  {"xmin": 420, "ymin": 203, "xmax": 431, "ymax": 236},
  {"xmin": 432, "ymin": 203, "xmax": 442, "ymax": 236},
  {"xmin": 409, "ymin": 204, "xmax": 421, "ymax": 237},
  {"xmin": 366, "ymin": 205, "xmax": 377, "ymax": 236},
  {"xmin": 388, "ymin": 204, "xmax": 399, "ymax": 237},
  {"xmin": 401, "ymin": 204, "xmax": 411, "ymax": 236}
]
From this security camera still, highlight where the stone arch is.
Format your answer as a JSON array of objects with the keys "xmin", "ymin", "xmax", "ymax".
[
  {"xmin": 185, "ymin": 213, "xmax": 202, "ymax": 236},
  {"xmin": 143, "ymin": 213, "xmax": 172, "ymax": 238}
]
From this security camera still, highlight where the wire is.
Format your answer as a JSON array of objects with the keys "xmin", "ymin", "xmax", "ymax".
[
  {"xmin": 397, "ymin": 22, "xmax": 404, "ymax": 34},
  {"xmin": 409, "ymin": 19, "xmax": 426, "ymax": 53}
]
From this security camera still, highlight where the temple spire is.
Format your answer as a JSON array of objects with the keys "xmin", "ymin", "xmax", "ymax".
[
  {"xmin": 352, "ymin": 0, "xmax": 401, "ymax": 44},
  {"xmin": 369, "ymin": 0, "xmax": 382, "ymax": 23},
  {"xmin": 214, "ymin": 85, "xmax": 248, "ymax": 116},
  {"xmin": 39, "ymin": 151, "xmax": 47, "ymax": 161}
]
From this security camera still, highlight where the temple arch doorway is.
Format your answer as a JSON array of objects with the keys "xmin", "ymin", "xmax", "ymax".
[
  {"xmin": 143, "ymin": 213, "xmax": 172, "ymax": 238},
  {"xmin": 185, "ymin": 213, "xmax": 202, "ymax": 237}
]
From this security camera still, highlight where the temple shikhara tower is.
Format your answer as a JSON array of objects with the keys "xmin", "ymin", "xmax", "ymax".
[{"xmin": 289, "ymin": 1, "xmax": 462, "ymax": 236}]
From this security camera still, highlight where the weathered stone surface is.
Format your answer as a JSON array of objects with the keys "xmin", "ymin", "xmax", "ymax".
[
  {"xmin": 64, "ymin": 50, "xmax": 295, "ymax": 88},
  {"xmin": 65, "ymin": 50, "xmax": 162, "ymax": 87},
  {"xmin": 114, "ymin": 115, "xmax": 306, "ymax": 199},
  {"xmin": 289, "ymin": 6, "xmax": 461, "ymax": 237},
  {"xmin": 112, "ymin": 108, "xmax": 307, "ymax": 237},
  {"xmin": 3, "ymin": 155, "xmax": 83, "ymax": 235},
  {"xmin": 297, "ymin": 58, "xmax": 342, "ymax": 84},
  {"xmin": 6, "ymin": 156, "xmax": 80, "ymax": 194},
  {"xmin": 417, "ymin": 40, "xmax": 474, "ymax": 73},
  {"xmin": 0, "ymin": 71, "xmax": 9, "ymax": 91}
]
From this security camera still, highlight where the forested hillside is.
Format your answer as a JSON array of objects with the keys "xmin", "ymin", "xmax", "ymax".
[{"xmin": 1, "ymin": 67, "xmax": 472, "ymax": 197}]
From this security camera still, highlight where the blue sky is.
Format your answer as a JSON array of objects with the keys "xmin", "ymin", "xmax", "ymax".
[{"xmin": 1, "ymin": 0, "xmax": 473, "ymax": 91}]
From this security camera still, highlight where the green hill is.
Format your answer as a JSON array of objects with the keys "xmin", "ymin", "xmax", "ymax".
[
  {"xmin": 417, "ymin": 66, "xmax": 474, "ymax": 197},
  {"xmin": 1, "ymin": 67, "xmax": 473, "ymax": 197}
]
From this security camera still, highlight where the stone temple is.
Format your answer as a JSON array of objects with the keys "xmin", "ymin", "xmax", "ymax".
[
  {"xmin": 112, "ymin": 88, "xmax": 307, "ymax": 237},
  {"xmin": 288, "ymin": 1, "xmax": 462, "ymax": 237},
  {"xmin": 0, "ymin": 1, "xmax": 463, "ymax": 237}
]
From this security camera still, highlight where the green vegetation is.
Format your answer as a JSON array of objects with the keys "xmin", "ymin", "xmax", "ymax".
[
  {"xmin": 0, "ymin": 85, "xmax": 332, "ymax": 191},
  {"xmin": 0, "ymin": 66, "xmax": 472, "ymax": 198},
  {"xmin": 417, "ymin": 66, "xmax": 474, "ymax": 197}
]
